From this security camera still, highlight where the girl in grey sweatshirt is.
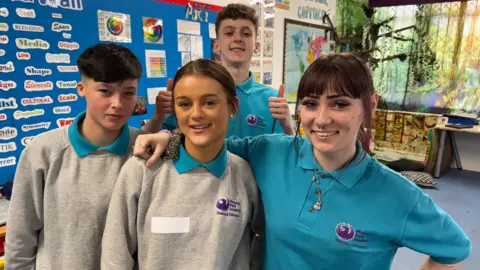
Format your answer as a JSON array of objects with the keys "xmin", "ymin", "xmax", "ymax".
[{"xmin": 101, "ymin": 59, "xmax": 259, "ymax": 270}]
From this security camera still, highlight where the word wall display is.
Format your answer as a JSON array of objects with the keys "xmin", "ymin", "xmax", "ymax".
[{"xmin": 0, "ymin": 0, "xmax": 219, "ymax": 184}]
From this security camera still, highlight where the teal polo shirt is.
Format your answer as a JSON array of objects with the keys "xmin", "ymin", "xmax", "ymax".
[
  {"xmin": 226, "ymin": 134, "xmax": 471, "ymax": 269},
  {"xmin": 173, "ymin": 143, "xmax": 227, "ymax": 178},
  {"xmin": 68, "ymin": 112, "xmax": 131, "ymax": 157},
  {"xmin": 162, "ymin": 72, "xmax": 283, "ymax": 138}
]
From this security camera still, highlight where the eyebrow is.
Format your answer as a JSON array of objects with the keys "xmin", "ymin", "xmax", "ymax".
[
  {"xmin": 327, "ymin": 94, "xmax": 347, "ymax": 99},
  {"xmin": 176, "ymin": 93, "xmax": 219, "ymax": 100},
  {"xmin": 223, "ymin": 26, "xmax": 252, "ymax": 32}
]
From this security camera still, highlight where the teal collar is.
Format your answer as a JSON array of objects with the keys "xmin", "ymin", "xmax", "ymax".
[
  {"xmin": 236, "ymin": 71, "xmax": 254, "ymax": 95},
  {"xmin": 173, "ymin": 143, "xmax": 228, "ymax": 178},
  {"xmin": 298, "ymin": 138, "xmax": 370, "ymax": 189},
  {"xmin": 68, "ymin": 111, "xmax": 131, "ymax": 157}
]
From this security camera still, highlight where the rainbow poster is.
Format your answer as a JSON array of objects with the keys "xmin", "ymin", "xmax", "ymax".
[
  {"xmin": 97, "ymin": 10, "xmax": 131, "ymax": 43},
  {"xmin": 142, "ymin": 17, "xmax": 163, "ymax": 44}
]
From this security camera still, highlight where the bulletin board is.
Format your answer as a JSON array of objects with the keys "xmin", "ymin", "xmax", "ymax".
[{"xmin": 0, "ymin": 0, "xmax": 219, "ymax": 184}]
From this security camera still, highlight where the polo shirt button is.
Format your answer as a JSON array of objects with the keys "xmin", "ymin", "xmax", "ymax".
[{"xmin": 320, "ymin": 173, "xmax": 327, "ymax": 178}]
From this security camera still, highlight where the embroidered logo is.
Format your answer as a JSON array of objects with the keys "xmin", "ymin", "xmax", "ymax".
[
  {"xmin": 335, "ymin": 222, "xmax": 355, "ymax": 241},
  {"xmin": 216, "ymin": 197, "xmax": 242, "ymax": 218},
  {"xmin": 335, "ymin": 222, "xmax": 371, "ymax": 249},
  {"xmin": 246, "ymin": 114, "xmax": 267, "ymax": 129}
]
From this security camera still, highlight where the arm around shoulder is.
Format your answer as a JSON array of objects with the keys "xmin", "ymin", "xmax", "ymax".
[
  {"xmin": 101, "ymin": 157, "xmax": 149, "ymax": 270},
  {"xmin": 5, "ymin": 145, "xmax": 46, "ymax": 269}
]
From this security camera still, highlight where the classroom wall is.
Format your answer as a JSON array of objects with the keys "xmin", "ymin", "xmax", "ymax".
[
  {"xmin": 0, "ymin": 0, "xmax": 226, "ymax": 184},
  {"xmin": 272, "ymin": 0, "xmax": 336, "ymax": 91}
]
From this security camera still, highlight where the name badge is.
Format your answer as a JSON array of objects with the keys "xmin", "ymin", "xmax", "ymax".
[{"xmin": 151, "ymin": 217, "xmax": 190, "ymax": 234}]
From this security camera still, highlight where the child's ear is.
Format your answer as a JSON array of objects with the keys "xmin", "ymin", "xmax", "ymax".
[{"xmin": 77, "ymin": 81, "xmax": 86, "ymax": 97}]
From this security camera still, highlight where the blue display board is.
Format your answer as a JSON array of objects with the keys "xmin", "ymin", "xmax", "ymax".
[{"xmin": 0, "ymin": 0, "xmax": 218, "ymax": 184}]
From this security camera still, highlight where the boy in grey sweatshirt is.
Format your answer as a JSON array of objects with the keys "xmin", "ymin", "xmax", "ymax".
[{"xmin": 5, "ymin": 43, "xmax": 145, "ymax": 270}]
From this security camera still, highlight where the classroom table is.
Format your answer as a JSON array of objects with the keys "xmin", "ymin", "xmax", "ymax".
[{"xmin": 434, "ymin": 124, "xmax": 480, "ymax": 178}]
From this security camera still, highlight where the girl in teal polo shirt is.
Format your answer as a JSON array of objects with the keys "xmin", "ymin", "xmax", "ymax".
[{"xmin": 134, "ymin": 53, "xmax": 471, "ymax": 269}]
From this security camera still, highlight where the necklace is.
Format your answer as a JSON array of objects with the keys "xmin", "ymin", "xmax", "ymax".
[{"xmin": 309, "ymin": 152, "xmax": 347, "ymax": 213}]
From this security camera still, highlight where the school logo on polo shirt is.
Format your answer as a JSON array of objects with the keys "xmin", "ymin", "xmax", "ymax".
[
  {"xmin": 246, "ymin": 114, "xmax": 266, "ymax": 130},
  {"xmin": 335, "ymin": 222, "xmax": 371, "ymax": 249},
  {"xmin": 216, "ymin": 197, "xmax": 242, "ymax": 218}
]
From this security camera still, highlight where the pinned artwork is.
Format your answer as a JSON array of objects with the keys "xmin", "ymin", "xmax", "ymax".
[
  {"xmin": 263, "ymin": 60, "xmax": 273, "ymax": 85},
  {"xmin": 143, "ymin": 17, "xmax": 163, "ymax": 44},
  {"xmin": 21, "ymin": 96, "xmax": 53, "ymax": 106},
  {"xmin": 98, "ymin": 10, "xmax": 132, "ymax": 43},
  {"xmin": 145, "ymin": 50, "xmax": 167, "ymax": 78},
  {"xmin": 0, "ymin": 49, "xmax": 4, "ymax": 56},
  {"xmin": 263, "ymin": 31, "xmax": 274, "ymax": 57},
  {"xmin": 56, "ymin": 80, "xmax": 77, "ymax": 89}
]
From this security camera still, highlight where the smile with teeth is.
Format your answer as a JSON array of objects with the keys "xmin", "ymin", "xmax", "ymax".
[
  {"xmin": 191, "ymin": 124, "xmax": 211, "ymax": 129},
  {"xmin": 312, "ymin": 131, "xmax": 339, "ymax": 137}
]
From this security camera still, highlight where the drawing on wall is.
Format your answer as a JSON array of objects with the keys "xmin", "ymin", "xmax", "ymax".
[
  {"xmin": 264, "ymin": 0, "xmax": 274, "ymax": 28},
  {"xmin": 263, "ymin": 30, "xmax": 274, "ymax": 57},
  {"xmin": 250, "ymin": 60, "xmax": 261, "ymax": 83},
  {"xmin": 142, "ymin": 17, "xmax": 163, "ymax": 44},
  {"xmin": 254, "ymin": 29, "xmax": 261, "ymax": 57},
  {"xmin": 283, "ymin": 19, "xmax": 332, "ymax": 102},
  {"xmin": 98, "ymin": 10, "xmax": 132, "ymax": 43}
]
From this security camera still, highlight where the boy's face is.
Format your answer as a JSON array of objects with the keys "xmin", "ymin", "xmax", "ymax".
[
  {"xmin": 214, "ymin": 19, "xmax": 258, "ymax": 66},
  {"xmin": 77, "ymin": 78, "xmax": 138, "ymax": 132}
]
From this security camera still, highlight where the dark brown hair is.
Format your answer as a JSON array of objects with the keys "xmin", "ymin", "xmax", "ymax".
[
  {"xmin": 77, "ymin": 42, "xmax": 142, "ymax": 83},
  {"xmin": 215, "ymin": 4, "xmax": 259, "ymax": 36},
  {"xmin": 294, "ymin": 53, "xmax": 375, "ymax": 159},
  {"xmin": 172, "ymin": 59, "xmax": 238, "ymax": 114}
]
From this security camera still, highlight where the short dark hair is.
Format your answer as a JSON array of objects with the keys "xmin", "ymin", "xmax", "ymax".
[
  {"xmin": 77, "ymin": 43, "xmax": 142, "ymax": 83},
  {"xmin": 294, "ymin": 53, "xmax": 375, "ymax": 158},
  {"xmin": 172, "ymin": 59, "xmax": 237, "ymax": 114},
  {"xmin": 215, "ymin": 3, "xmax": 259, "ymax": 36}
]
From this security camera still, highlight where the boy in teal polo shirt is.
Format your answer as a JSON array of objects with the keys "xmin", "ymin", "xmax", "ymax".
[
  {"xmin": 6, "ymin": 43, "xmax": 145, "ymax": 270},
  {"xmin": 143, "ymin": 4, "xmax": 294, "ymax": 137}
]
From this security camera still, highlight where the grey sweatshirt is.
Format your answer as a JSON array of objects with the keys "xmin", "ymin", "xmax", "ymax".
[
  {"xmin": 101, "ymin": 154, "xmax": 259, "ymax": 270},
  {"xmin": 5, "ymin": 125, "xmax": 145, "ymax": 270}
]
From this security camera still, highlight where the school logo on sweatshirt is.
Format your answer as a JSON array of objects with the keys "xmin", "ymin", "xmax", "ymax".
[{"xmin": 216, "ymin": 197, "xmax": 241, "ymax": 218}]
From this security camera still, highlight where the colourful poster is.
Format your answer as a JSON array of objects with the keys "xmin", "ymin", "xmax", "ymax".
[
  {"xmin": 97, "ymin": 10, "xmax": 131, "ymax": 43},
  {"xmin": 145, "ymin": 50, "xmax": 167, "ymax": 78},
  {"xmin": 142, "ymin": 17, "xmax": 163, "ymax": 44}
]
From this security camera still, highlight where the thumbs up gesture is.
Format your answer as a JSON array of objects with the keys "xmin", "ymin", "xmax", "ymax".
[
  {"xmin": 269, "ymin": 84, "xmax": 294, "ymax": 135},
  {"xmin": 142, "ymin": 78, "xmax": 174, "ymax": 133},
  {"xmin": 154, "ymin": 78, "xmax": 173, "ymax": 118}
]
